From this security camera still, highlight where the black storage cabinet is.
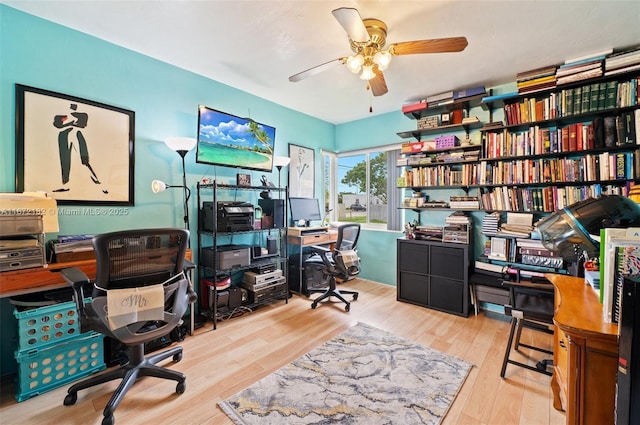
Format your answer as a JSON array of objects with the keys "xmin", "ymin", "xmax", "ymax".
[{"xmin": 397, "ymin": 238, "xmax": 471, "ymax": 317}]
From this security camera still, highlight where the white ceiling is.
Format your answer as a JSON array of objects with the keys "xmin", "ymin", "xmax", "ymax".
[{"xmin": 4, "ymin": 0, "xmax": 640, "ymax": 124}]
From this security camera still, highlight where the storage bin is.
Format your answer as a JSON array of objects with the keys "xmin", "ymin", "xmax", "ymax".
[
  {"xmin": 434, "ymin": 135, "xmax": 459, "ymax": 149},
  {"xmin": 13, "ymin": 298, "xmax": 90, "ymax": 353},
  {"xmin": 14, "ymin": 332, "xmax": 105, "ymax": 402}
]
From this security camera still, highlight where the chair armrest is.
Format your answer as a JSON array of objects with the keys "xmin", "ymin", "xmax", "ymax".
[
  {"xmin": 60, "ymin": 267, "xmax": 90, "ymax": 317},
  {"xmin": 310, "ymin": 245, "xmax": 334, "ymax": 269}
]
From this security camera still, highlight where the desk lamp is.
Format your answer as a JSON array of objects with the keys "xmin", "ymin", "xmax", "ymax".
[
  {"xmin": 152, "ymin": 137, "xmax": 197, "ymax": 230},
  {"xmin": 536, "ymin": 195, "xmax": 640, "ymax": 276}
]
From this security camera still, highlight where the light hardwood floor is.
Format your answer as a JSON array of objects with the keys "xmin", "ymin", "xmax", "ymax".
[{"xmin": 0, "ymin": 278, "xmax": 566, "ymax": 425}]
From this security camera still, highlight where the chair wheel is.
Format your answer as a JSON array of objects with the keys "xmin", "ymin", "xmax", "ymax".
[
  {"xmin": 345, "ymin": 303, "xmax": 350, "ymax": 312},
  {"xmin": 176, "ymin": 380, "xmax": 186, "ymax": 394},
  {"xmin": 102, "ymin": 415, "xmax": 115, "ymax": 425},
  {"xmin": 173, "ymin": 352, "xmax": 183, "ymax": 362},
  {"xmin": 63, "ymin": 392, "xmax": 77, "ymax": 406},
  {"xmin": 352, "ymin": 293, "xmax": 358, "ymax": 301},
  {"xmin": 311, "ymin": 302, "xmax": 318, "ymax": 309}
]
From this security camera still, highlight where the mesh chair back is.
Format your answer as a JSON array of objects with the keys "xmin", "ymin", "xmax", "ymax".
[
  {"xmin": 93, "ymin": 228, "xmax": 188, "ymax": 290},
  {"xmin": 336, "ymin": 223, "xmax": 360, "ymax": 251},
  {"xmin": 334, "ymin": 223, "xmax": 361, "ymax": 277}
]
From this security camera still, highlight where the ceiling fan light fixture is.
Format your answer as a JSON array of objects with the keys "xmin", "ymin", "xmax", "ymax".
[
  {"xmin": 373, "ymin": 50, "xmax": 392, "ymax": 71},
  {"xmin": 360, "ymin": 64, "xmax": 375, "ymax": 80},
  {"xmin": 346, "ymin": 54, "xmax": 364, "ymax": 73}
]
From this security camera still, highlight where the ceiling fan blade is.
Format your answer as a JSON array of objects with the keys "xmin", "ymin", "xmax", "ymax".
[
  {"xmin": 390, "ymin": 37, "xmax": 468, "ymax": 55},
  {"xmin": 370, "ymin": 68, "xmax": 388, "ymax": 97},
  {"xmin": 332, "ymin": 7, "xmax": 370, "ymax": 43},
  {"xmin": 289, "ymin": 58, "xmax": 346, "ymax": 82}
]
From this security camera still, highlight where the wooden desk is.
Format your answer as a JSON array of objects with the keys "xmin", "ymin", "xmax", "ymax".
[
  {"xmin": 0, "ymin": 260, "xmax": 97, "ymax": 298},
  {"xmin": 547, "ymin": 273, "xmax": 618, "ymax": 425},
  {"xmin": 0, "ymin": 250, "xmax": 194, "ymax": 333},
  {"xmin": 287, "ymin": 230, "xmax": 338, "ymax": 295}
]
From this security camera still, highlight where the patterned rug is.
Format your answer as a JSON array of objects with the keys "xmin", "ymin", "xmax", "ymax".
[{"xmin": 219, "ymin": 322, "xmax": 473, "ymax": 424}]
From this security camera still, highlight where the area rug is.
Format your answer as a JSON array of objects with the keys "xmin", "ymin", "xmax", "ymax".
[{"xmin": 219, "ymin": 322, "xmax": 473, "ymax": 424}]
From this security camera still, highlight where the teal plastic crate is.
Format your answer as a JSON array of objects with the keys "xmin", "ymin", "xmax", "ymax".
[
  {"xmin": 13, "ymin": 298, "xmax": 90, "ymax": 353},
  {"xmin": 14, "ymin": 332, "xmax": 105, "ymax": 402}
]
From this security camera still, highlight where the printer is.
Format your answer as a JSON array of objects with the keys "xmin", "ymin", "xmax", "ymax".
[{"xmin": 201, "ymin": 201, "xmax": 254, "ymax": 232}]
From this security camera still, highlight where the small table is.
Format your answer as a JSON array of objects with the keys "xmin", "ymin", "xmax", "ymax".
[{"xmin": 287, "ymin": 229, "xmax": 338, "ymax": 295}]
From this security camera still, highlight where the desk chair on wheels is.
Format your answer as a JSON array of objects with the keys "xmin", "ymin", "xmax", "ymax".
[
  {"xmin": 306, "ymin": 223, "xmax": 361, "ymax": 311},
  {"xmin": 60, "ymin": 228, "xmax": 197, "ymax": 425},
  {"xmin": 500, "ymin": 276, "xmax": 555, "ymax": 378}
]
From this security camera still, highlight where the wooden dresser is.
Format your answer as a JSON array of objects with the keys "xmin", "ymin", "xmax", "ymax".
[{"xmin": 547, "ymin": 274, "xmax": 618, "ymax": 425}]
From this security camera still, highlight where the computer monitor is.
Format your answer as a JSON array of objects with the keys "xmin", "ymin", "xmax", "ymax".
[{"xmin": 289, "ymin": 197, "xmax": 322, "ymax": 227}]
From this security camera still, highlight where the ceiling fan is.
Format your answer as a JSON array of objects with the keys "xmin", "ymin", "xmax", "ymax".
[{"xmin": 289, "ymin": 7, "xmax": 468, "ymax": 97}]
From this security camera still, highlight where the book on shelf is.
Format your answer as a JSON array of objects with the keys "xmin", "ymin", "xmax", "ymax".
[
  {"xmin": 516, "ymin": 65, "xmax": 557, "ymax": 82},
  {"xmin": 585, "ymin": 270, "xmax": 600, "ymax": 291},
  {"xmin": 600, "ymin": 227, "xmax": 640, "ymax": 322},
  {"xmin": 555, "ymin": 60, "xmax": 603, "ymax": 77},
  {"xmin": 453, "ymin": 85, "xmax": 486, "ymax": 100},
  {"xmin": 564, "ymin": 48, "xmax": 612, "ymax": 65},
  {"xmin": 426, "ymin": 90, "xmax": 453, "ymax": 103},
  {"xmin": 474, "ymin": 259, "xmax": 506, "ymax": 274},
  {"xmin": 604, "ymin": 47, "xmax": 640, "ymax": 70},
  {"xmin": 556, "ymin": 67, "xmax": 603, "ymax": 85},
  {"xmin": 402, "ymin": 101, "xmax": 428, "ymax": 114},
  {"xmin": 604, "ymin": 62, "xmax": 640, "ymax": 76},
  {"xmin": 488, "ymin": 237, "xmax": 509, "ymax": 261}
]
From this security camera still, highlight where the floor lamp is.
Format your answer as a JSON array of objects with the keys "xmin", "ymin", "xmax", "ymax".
[
  {"xmin": 273, "ymin": 156, "xmax": 291, "ymax": 196},
  {"xmin": 152, "ymin": 137, "xmax": 197, "ymax": 231}
]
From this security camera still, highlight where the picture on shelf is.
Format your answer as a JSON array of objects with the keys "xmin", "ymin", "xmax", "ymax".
[{"xmin": 237, "ymin": 173, "xmax": 251, "ymax": 186}]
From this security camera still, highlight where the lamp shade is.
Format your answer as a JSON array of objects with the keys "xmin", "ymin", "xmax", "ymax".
[
  {"xmin": 164, "ymin": 137, "xmax": 196, "ymax": 152},
  {"xmin": 151, "ymin": 180, "xmax": 168, "ymax": 193},
  {"xmin": 273, "ymin": 156, "xmax": 291, "ymax": 168}
]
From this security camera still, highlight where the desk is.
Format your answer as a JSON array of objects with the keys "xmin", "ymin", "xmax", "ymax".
[
  {"xmin": 0, "ymin": 250, "xmax": 195, "ymax": 335},
  {"xmin": 547, "ymin": 273, "xmax": 618, "ymax": 425},
  {"xmin": 287, "ymin": 229, "xmax": 338, "ymax": 295}
]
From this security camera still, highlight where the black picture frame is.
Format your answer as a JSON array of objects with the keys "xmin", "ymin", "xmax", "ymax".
[
  {"xmin": 288, "ymin": 143, "xmax": 315, "ymax": 198},
  {"xmin": 15, "ymin": 84, "xmax": 135, "ymax": 205}
]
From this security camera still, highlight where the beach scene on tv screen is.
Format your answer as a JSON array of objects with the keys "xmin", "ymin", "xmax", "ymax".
[{"xmin": 198, "ymin": 108, "xmax": 275, "ymax": 171}]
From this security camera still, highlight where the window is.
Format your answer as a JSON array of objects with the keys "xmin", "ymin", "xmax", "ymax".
[{"xmin": 322, "ymin": 147, "xmax": 402, "ymax": 231}]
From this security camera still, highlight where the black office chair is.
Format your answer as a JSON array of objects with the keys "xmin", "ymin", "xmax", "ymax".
[
  {"xmin": 500, "ymin": 276, "xmax": 555, "ymax": 378},
  {"xmin": 306, "ymin": 223, "xmax": 361, "ymax": 311},
  {"xmin": 60, "ymin": 228, "xmax": 197, "ymax": 425}
]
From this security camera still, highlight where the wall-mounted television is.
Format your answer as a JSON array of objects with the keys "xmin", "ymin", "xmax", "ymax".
[{"xmin": 196, "ymin": 105, "xmax": 275, "ymax": 172}]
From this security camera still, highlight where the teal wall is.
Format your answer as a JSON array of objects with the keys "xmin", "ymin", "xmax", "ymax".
[
  {"xmin": 0, "ymin": 5, "xmax": 519, "ymax": 374},
  {"xmin": 0, "ymin": 4, "xmax": 414, "ymax": 292}
]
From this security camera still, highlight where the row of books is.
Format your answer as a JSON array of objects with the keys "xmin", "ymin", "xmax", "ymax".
[
  {"xmin": 400, "ymin": 150, "xmax": 638, "ymax": 190},
  {"xmin": 503, "ymin": 78, "xmax": 638, "ymax": 125},
  {"xmin": 400, "ymin": 85, "xmax": 486, "ymax": 114},
  {"xmin": 516, "ymin": 65, "xmax": 557, "ymax": 95},
  {"xmin": 477, "ymin": 151, "xmax": 639, "ymax": 186},
  {"xmin": 483, "ymin": 111, "xmax": 640, "ymax": 158},
  {"xmin": 448, "ymin": 195, "xmax": 480, "ymax": 210},
  {"xmin": 485, "ymin": 236, "xmax": 563, "ymax": 269},
  {"xmin": 600, "ymin": 227, "xmax": 640, "ymax": 325},
  {"xmin": 478, "ymin": 184, "xmax": 628, "ymax": 213},
  {"xmin": 49, "ymin": 234, "xmax": 95, "ymax": 262},
  {"xmin": 604, "ymin": 47, "xmax": 640, "ymax": 76},
  {"xmin": 400, "ymin": 148, "xmax": 480, "ymax": 166},
  {"xmin": 555, "ymin": 59, "xmax": 603, "ymax": 86},
  {"xmin": 514, "ymin": 46, "xmax": 640, "ymax": 95},
  {"xmin": 399, "ymin": 163, "xmax": 479, "ymax": 188}
]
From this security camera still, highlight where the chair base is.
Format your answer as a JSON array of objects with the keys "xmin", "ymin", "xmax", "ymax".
[
  {"xmin": 63, "ymin": 343, "xmax": 186, "ymax": 425},
  {"xmin": 309, "ymin": 277, "xmax": 358, "ymax": 312},
  {"xmin": 501, "ymin": 316, "xmax": 553, "ymax": 378}
]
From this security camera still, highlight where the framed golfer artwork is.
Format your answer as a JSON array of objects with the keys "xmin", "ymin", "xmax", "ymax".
[{"xmin": 15, "ymin": 84, "xmax": 135, "ymax": 205}]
